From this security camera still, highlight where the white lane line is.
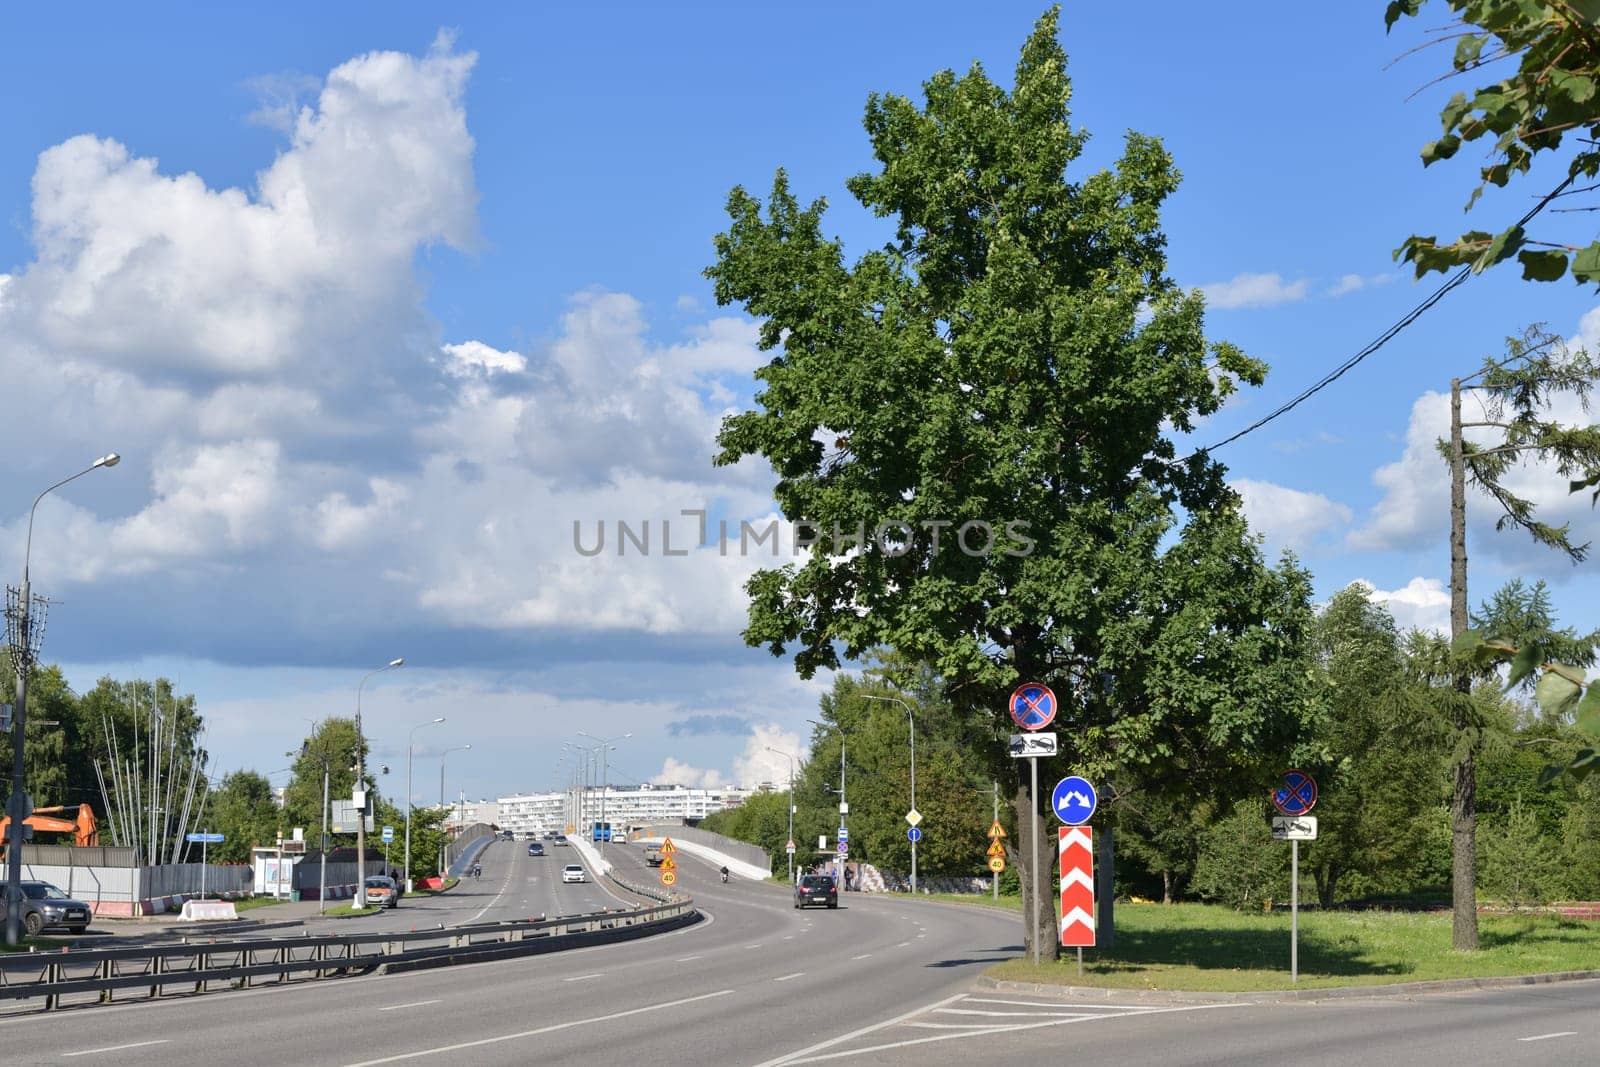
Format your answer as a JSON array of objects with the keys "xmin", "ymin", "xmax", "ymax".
[
  {"xmin": 561, "ymin": 973, "xmax": 605, "ymax": 982},
  {"xmin": 676, "ymin": 955, "xmax": 704, "ymax": 962},
  {"xmin": 379, "ymin": 1000, "xmax": 442, "ymax": 1012},
  {"xmin": 935, "ymin": 1007, "xmax": 1092, "ymax": 1018},
  {"xmin": 1518, "ymin": 1032, "xmax": 1577, "ymax": 1042},
  {"xmin": 783, "ymin": 935, "xmax": 794, "ymax": 940},
  {"xmin": 895, "ymin": 940, "xmax": 911, "ymax": 947},
  {"xmin": 774, "ymin": 972, "xmax": 806, "ymax": 982},
  {"xmin": 908, "ymin": 1022, "xmax": 1024, "ymax": 1030},
  {"xmin": 749, "ymin": 994, "xmax": 967, "ymax": 1067},
  {"xmin": 851, "ymin": 953, "xmax": 872, "ymax": 960},
  {"xmin": 63, "ymin": 1041, "xmax": 172, "ymax": 1057},
  {"xmin": 343, "ymin": 990, "xmax": 736, "ymax": 1066},
  {"xmin": 963, "ymin": 997, "xmax": 1159, "ymax": 1012},
  {"xmin": 746, "ymin": 943, "xmax": 765, "ymax": 949}
]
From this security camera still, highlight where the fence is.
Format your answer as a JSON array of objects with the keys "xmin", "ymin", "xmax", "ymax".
[
  {"xmin": 444, "ymin": 823, "xmax": 494, "ymax": 874},
  {"xmin": 20, "ymin": 861, "xmax": 252, "ymax": 916},
  {"xmin": 0, "ymin": 899, "xmax": 699, "ymax": 1013},
  {"xmin": 634, "ymin": 822, "xmax": 772, "ymax": 875}
]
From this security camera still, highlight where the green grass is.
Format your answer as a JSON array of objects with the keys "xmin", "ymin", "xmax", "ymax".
[
  {"xmin": 0, "ymin": 935, "xmax": 73, "ymax": 954},
  {"xmin": 922, "ymin": 896, "xmax": 1600, "ymax": 992},
  {"xmin": 230, "ymin": 896, "xmax": 290, "ymax": 913}
]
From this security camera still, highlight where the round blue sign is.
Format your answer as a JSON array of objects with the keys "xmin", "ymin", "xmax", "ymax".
[
  {"xmin": 1009, "ymin": 683, "xmax": 1057, "ymax": 731},
  {"xmin": 907, "ymin": 827, "xmax": 922, "ymax": 843},
  {"xmin": 1051, "ymin": 776, "xmax": 1097, "ymax": 826},
  {"xmin": 1272, "ymin": 770, "xmax": 1318, "ymax": 816}
]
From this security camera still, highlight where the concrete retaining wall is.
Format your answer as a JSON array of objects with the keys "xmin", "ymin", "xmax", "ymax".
[{"xmin": 635, "ymin": 822, "xmax": 772, "ymax": 875}]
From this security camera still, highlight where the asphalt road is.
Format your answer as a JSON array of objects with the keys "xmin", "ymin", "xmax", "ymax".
[{"xmin": 8, "ymin": 845, "xmax": 1596, "ymax": 1065}]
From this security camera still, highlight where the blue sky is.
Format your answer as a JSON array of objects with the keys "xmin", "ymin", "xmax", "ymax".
[{"xmin": 3, "ymin": 2, "xmax": 1598, "ymax": 805}]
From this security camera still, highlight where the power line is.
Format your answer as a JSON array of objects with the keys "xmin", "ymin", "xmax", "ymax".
[{"xmin": 1191, "ymin": 173, "xmax": 1579, "ymax": 459}]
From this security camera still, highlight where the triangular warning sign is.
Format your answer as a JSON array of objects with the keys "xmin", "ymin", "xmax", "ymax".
[
  {"xmin": 659, "ymin": 856, "xmax": 676, "ymax": 871},
  {"xmin": 660, "ymin": 837, "xmax": 677, "ymax": 855},
  {"xmin": 987, "ymin": 840, "xmax": 1007, "ymax": 857},
  {"xmin": 987, "ymin": 820, "xmax": 1007, "ymax": 839}
]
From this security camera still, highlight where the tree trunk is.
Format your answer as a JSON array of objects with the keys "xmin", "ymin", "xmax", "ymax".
[
  {"xmin": 1448, "ymin": 377, "xmax": 1480, "ymax": 951},
  {"xmin": 1316, "ymin": 865, "xmax": 1338, "ymax": 909},
  {"xmin": 1011, "ymin": 781, "xmax": 1058, "ymax": 964},
  {"xmin": 1161, "ymin": 869, "xmax": 1173, "ymax": 905}
]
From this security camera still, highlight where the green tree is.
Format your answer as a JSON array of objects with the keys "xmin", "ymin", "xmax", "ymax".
[
  {"xmin": 205, "ymin": 770, "xmax": 280, "ymax": 864},
  {"xmin": 1302, "ymin": 585, "xmax": 1448, "ymax": 906},
  {"xmin": 1387, "ymin": 0, "xmax": 1600, "ymax": 285},
  {"xmin": 1479, "ymin": 798, "xmax": 1563, "ymax": 909},
  {"xmin": 1191, "ymin": 799, "xmax": 1289, "ymax": 911},
  {"xmin": 282, "ymin": 717, "xmax": 370, "ymax": 837},
  {"xmin": 1113, "ymin": 791, "xmax": 1208, "ymax": 903},
  {"xmin": 706, "ymin": 7, "xmax": 1314, "ymax": 960}
]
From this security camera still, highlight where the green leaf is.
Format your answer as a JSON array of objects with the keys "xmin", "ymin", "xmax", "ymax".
[
  {"xmin": 1575, "ymin": 682, "xmax": 1600, "ymax": 736},
  {"xmin": 1516, "ymin": 248, "xmax": 1568, "ymax": 282},
  {"xmin": 1535, "ymin": 669, "xmax": 1583, "ymax": 719},
  {"xmin": 1572, "ymin": 242, "xmax": 1600, "ymax": 286},
  {"xmin": 1422, "ymin": 134, "xmax": 1461, "ymax": 165},
  {"xmin": 1451, "ymin": 627, "xmax": 1484, "ymax": 654},
  {"xmin": 1453, "ymin": 34, "xmax": 1486, "ymax": 69},
  {"xmin": 1550, "ymin": 70, "xmax": 1597, "ymax": 106},
  {"xmin": 1385, "ymin": 0, "xmax": 1422, "ymax": 30},
  {"xmin": 1474, "ymin": 225, "xmax": 1524, "ymax": 271},
  {"xmin": 1504, "ymin": 641, "xmax": 1542, "ymax": 690}
]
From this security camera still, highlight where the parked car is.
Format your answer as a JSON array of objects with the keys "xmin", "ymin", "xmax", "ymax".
[
  {"xmin": 794, "ymin": 874, "xmax": 838, "ymax": 910},
  {"xmin": 561, "ymin": 864, "xmax": 587, "ymax": 884},
  {"xmin": 527, "ymin": 841, "xmax": 545, "ymax": 857},
  {"xmin": 1, "ymin": 880, "xmax": 93, "ymax": 935},
  {"xmin": 362, "ymin": 875, "xmax": 399, "ymax": 909}
]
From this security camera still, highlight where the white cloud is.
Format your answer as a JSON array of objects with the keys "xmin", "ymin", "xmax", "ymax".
[
  {"xmin": 732, "ymin": 723, "xmax": 806, "ymax": 789},
  {"xmin": 1200, "ymin": 272, "xmax": 1309, "ymax": 310},
  {"xmin": 1271, "ymin": 431, "xmax": 1343, "ymax": 454},
  {"xmin": 1327, "ymin": 272, "xmax": 1395, "ymax": 297},
  {"xmin": 651, "ymin": 757, "xmax": 727, "ymax": 790},
  {"xmin": 1356, "ymin": 577, "xmax": 1450, "ymax": 636},
  {"xmin": 1231, "ymin": 478, "xmax": 1353, "ymax": 553},
  {"xmin": 440, "ymin": 340, "xmax": 527, "ymax": 377}
]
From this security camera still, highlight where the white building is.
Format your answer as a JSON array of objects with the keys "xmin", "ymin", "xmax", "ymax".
[
  {"xmin": 496, "ymin": 784, "xmax": 755, "ymax": 837},
  {"xmin": 445, "ymin": 798, "xmax": 500, "ymax": 827}
]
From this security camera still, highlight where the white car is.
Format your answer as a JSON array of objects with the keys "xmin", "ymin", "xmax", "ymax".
[{"xmin": 561, "ymin": 864, "xmax": 586, "ymax": 883}]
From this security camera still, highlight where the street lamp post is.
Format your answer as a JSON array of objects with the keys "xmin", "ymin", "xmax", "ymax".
[
  {"xmin": 440, "ymin": 744, "xmax": 471, "ymax": 813},
  {"xmin": 6, "ymin": 453, "xmax": 119, "ymax": 946},
  {"xmin": 351, "ymin": 658, "xmax": 403, "ymax": 909},
  {"xmin": 807, "ymin": 719, "xmax": 848, "ymax": 893},
  {"xmin": 765, "ymin": 746, "xmax": 798, "ymax": 884},
  {"xmin": 576, "ymin": 732, "xmax": 630, "ymax": 852},
  {"xmin": 403, "ymin": 717, "xmax": 445, "ymax": 891},
  {"xmin": 863, "ymin": 694, "xmax": 918, "ymax": 895},
  {"xmin": 290, "ymin": 745, "xmax": 331, "ymax": 915}
]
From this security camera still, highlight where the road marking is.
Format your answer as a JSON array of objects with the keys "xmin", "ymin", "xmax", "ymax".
[
  {"xmin": 561, "ymin": 973, "xmax": 605, "ymax": 982},
  {"xmin": 963, "ymin": 997, "xmax": 1157, "ymax": 1011},
  {"xmin": 64, "ymin": 1041, "xmax": 171, "ymax": 1057},
  {"xmin": 1518, "ymin": 1032, "xmax": 1577, "ymax": 1042},
  {"xmin": 379, "ymin": 1000, "xmax": 442, "ymax": 1012},
  {"xmin": 774, "ymin": 972, "xmax": 805, "ymax": 982},
  {"xmin": 750, "ymin": 994, "xmax": 967, "ymax": 1067},
  {"xmin": 851, "ymin": 953, "xmax": 872, "ymax": 960},
  {"xmin": 935, "ymin": 1007, "xmax": 1089, "ymax": 1018},
  {"xmin": 342, "ymin": 990, "xmax": 736, "ymax": 1066},
  {"xmin": 783, "ymin": 935, "xmax": 794, "ymax": 940},
  {"xmin": 675, "ymin": 955, "xmax": 704, "ymax": 962},
  {"xmin": 896, "ymin": 940, "xmax": 911, "ymax": 947},
  {"xmin": 746, "ymin": 943, "xmax": 765, "ymax": 949}
]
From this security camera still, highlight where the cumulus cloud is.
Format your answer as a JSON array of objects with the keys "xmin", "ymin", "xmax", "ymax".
[
  {"xmin": 731, "ymin": 723, "xmax": 805, "ymax": 789},
  {"xmin": 1232, "ymin": 478, "xmax": 1353, "ymax": 553},
  {"xmin": 1200, "ymin": 272, "xmax": 1309, "ymax": 310},
  {"xmin": 1327, "ymin": 272, "xmax": 1395, "ymax": 297},
  {"xmin": 667, "ymin": 715, "xmax": 750, "ymax": 737},
  {"xmin": 651, "ymin": 757, "xmax": 727, "ymax": 789},
  {"xmin": 440, "ymin": 341, "xmax": 527, "ymax": 377},
  {"xmin": 1356, "ymin": 577, "xmax": 1450, "ymax": 636}
]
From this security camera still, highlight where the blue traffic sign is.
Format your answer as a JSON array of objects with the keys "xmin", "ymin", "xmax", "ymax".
[
  {"xmin": 837, "ymin": 826, "xmax": 849, "ymax": 843},
  {"xmin": 1009, "ymin": 683, "xmax": 1057, "ymax": 731},
  {"xmin": 1051, "ymin": 777, "xmax": 1097, "ymax": 826},
  {"xmin": 381, "ymin": 826, "xmax": 395, "ymax": 844},
  {"xmin": 185, "ymin": 832, "xmax": 225, "ymax": 843},
  {"xmin": 1272, "ymin": 770, "xmax": 1318, "ymax": 816},
  {"xmin": 907, "ymin": 827, "xmax": 922, "ymax": 843}
]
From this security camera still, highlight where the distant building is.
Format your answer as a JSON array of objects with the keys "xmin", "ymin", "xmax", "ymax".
[{"xmin": 496, "ymin": 783, "xmax": 755, "ymax": 837}]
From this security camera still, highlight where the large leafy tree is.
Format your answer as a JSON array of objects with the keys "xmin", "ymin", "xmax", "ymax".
[
  {"xmin": 205, "ymin": 770, "xmax": 281, "ymax": 864},
  {"xmin": 1387, "ymin": 0, "xmax": 1600, "ymax": 284},
  {"xmin": 707, "ymin": 8, "xmax": 1315, "ymax": 959}
]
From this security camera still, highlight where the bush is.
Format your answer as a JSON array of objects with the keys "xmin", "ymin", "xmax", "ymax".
[
  {"xmin": 1191, "ymin": 799, "xmax": 1289, "ymax": 911},
  {"xmin": 1478, "ymin": 799, "xmax": 1562, "ymax": 910}
]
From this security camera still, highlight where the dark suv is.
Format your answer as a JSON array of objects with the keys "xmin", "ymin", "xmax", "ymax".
[
  {"xmin": 2, "ymin": 881, "xmax": 93, "ymax": 935},
  {"xmin": 795, "ymin": 874, "xmax": 838, "ymax": 909}
]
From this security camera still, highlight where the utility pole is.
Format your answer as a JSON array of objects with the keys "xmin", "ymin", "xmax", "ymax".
[
  {"xmin": 353, "ymin": 658, "xmax": 404, "ymax": 909},
  {"xmin": 1448, "ymin": 377, "xmax": 1478, "ymax": 952},
  {"xmin": 992, "ymin": 781, "xmax": 1000, "ymax": 901}
]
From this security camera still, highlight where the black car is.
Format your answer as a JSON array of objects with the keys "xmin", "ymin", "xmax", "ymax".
[
  {"xmin": 527, "ymin": 841, "xmax": 545, "ymax": 857},
  {"xmin": 794, "ymin": 874, "xmax": 838, "ymax": 909},
  {"xmin": 2, "ymin": 881, "xmax": 93, "ymax": 935}
]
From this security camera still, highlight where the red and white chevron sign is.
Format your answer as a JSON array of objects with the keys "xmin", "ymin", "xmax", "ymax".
[{"xmin": 1059, "ymin": 826, "xmax": 1095, "ymax": 947}]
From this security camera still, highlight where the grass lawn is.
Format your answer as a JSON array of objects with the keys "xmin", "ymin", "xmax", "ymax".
[
  {"xmin": 231, "ymin": 896, "xmax": 290, "ymax": 913},
  {"xmin": 924, "ymin": 895, "xmax": 1600, "ymax": 992}
]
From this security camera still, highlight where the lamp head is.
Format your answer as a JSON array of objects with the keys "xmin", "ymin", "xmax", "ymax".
[
  {"xmin": 95, "ymin": 452, "xmax": 121, "ymax": 469},
  {"xmin": 389, "ymin": 658, "xmax": 405, "ymax": 668},
  {"xmin": 432, "ymin": 717, "xmax": 445, "ymax": 724}
]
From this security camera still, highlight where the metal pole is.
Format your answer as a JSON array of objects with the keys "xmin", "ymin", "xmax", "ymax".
[
  {"xmin": 993, "ymin": 781, "xmax": 1000, "ymax": 901},
  {"xmin": 1292, "ymin": 838, "xmax": 1299, "ymax": 983},
  {"xmin": 404, "ymin": 741, "xmax": 413, "ymax": 891},
  {"xmin": 1030, "ymin": 755, "xmax": 1040, "ymax": 966},
  {"xmin": 319, "ymin": 762, "xmax": 328, "ymax": 915},
  {"xmin": 5, "ymin": 575, "xmax": 29, "ymax": 946},
  {"xmin": 599, "ymin": 746, "xmax": 608, "ymax": 853},
  {"xmin": 838, "ymin": 734, "xmax": 847, "ymax": 892},
  {"xmin": 908, "ymin": 705, "xmax": 917, "ymax": 896}
]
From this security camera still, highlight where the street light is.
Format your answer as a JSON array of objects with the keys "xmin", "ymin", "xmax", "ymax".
[
  {"xmin": 351, "ymin": 657, "xmax": 404, "ymax": 910},
  {"xmin": 765, "ymin": 746, "xmax": 800, "ymax": 884},
  {"xmin": 863, "ymin": 693, "xmax": 918, "ymax": 895},
  {"xmin": 289, "ymin": 744, "xmax": 332, "ymax": 915},
  {"xmin": 807, "ymin": 718, "xmax": 849, "ymax": 893},
  {"xmin": 440, "ymin": 744, "xmax": 471, "ymax": 816},
  {"xmin": 576, "ymin": 732, "xmax": 630, "ymax": 851},
  {"xmin": 7, "ymin": 453, "xmax": 119, "ymax": 946},
  {"xmin": 404, "ymin": 717, "xmax": 445, "ymax": 891}
]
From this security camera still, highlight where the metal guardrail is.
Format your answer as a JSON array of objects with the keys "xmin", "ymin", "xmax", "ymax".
[{"xmin": 0, "ymin": 899, "xmax": 697, "ymax": 1013}]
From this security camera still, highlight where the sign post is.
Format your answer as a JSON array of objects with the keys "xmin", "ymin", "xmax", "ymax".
[
  {"xmin": 986, "ymin": 818, "xmax": 1007, "ymax": 898},
  {"xmin": 1009, "ymin": 682, "xmax": 1056, "ymax": 966},
  {"xmin": 1271, "ymin": 770, "xmax": 1319, "ymax": 983},
  {"xmin": 185, "ymin": 831, "xmax": 225, "ymax": 899},
  {"xmin": 1052, "ymin": 777, "xmax": 1097, "ymax": 975}
]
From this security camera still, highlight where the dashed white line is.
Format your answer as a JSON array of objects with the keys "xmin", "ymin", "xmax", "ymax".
[
  {"xmin": 675, "ymin": 955, "xmax": 704, "ymax": 962},
  {"xmin": 379, "ymin": 1000, "xmax": 442, "ymax": 1012},
  {"xmin": 746, "ymin": 943, "xmax": 765, "ymax": 949},
  {"xmin": 561, "ymin": 973, "xmax": 605, "ymax": 982},
  {"xmin": 895, "ymin": 940, "xmax": 911, "ymax": 947},
  {"xmin": 63, "ymin": 1041, "xmax": 171, "ymax": 1058},
  {"xmin": 851, "ymin": 953, "xmax": 872, "ymax": 960},
  {"xmin": 774, "ymin": 972, "xmax": 806, "ymax": 982},
  {"xmin": 1518, "ymin": 1032, "xmax": 1577, "ymax": 1042}
]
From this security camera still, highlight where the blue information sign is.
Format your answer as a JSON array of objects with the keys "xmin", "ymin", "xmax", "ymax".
[
  {"xmin": 907, "ymin": 827, "xmax": 922, "ymax": 843},
  {"xmin": 185, "ymin": 832, "xmax": 225, "ymax": 843},
  {"xmin": 1050, "ymin": 776, "xmax": 1097, "ymax": 826},
  {"xmin": 1272, "ymin": 770, "xmax": 1318, "ymax": 816},
  {"xmin": 381, "ymin": 826, "xmax": 395, "ymax": 844},
  {"xmin": 837, "ymin": 826, "xmax": 849, "ymax": 843}
]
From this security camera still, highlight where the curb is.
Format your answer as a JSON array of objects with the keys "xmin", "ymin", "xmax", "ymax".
[{"xmin": 976, "ymin": 968, "xmax": 1600, "ymax": 1004}]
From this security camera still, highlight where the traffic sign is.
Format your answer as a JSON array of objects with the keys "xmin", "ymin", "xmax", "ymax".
[
  {"xmin": 659, "ymin": 856, "xmax": 677, "ymax": 871},
  {"xmin": 660, "ymin": 870, "xmax": 677, "ymax": 887},
  {"xmin": 785, "ymin": 839, "xmax": 797, "ymax": 854},
  {"xmin": 1009, "ymin": 682, "xmax": 1057, "ymax": 731},
  {"xmin": 1051, "ymin": 776, "xmax": 1097, "ymax": 826},
  {"xmin": 0, "ymin": 703, "xmax": 11, "ymax": 732},
  {"xmin": 837, "ymin": 842, "xmax": 849, "ymax": 857},
  {"xmin": 1272, "ymin": 770, "xmax": 1318, "ymax": 816},
  {"xmin": 1271, "ymin": 815, "xmax": 1318, "ymax": 841},
  {"xmin": 381, "ymin": 826, "xmax": 394, "ymax": 844},
  {"xmin": 1059, "ymin": 826, "xmax": 1095, "ymax": 947},
  {"xmin": 905, "ymin": 809, "xmax": 922, "ymax": 827},
  {"xmin": 986, "ymin": 839, "xmax": 1007, "ymax": 857},
  {"xmin": 907, "ymin": 827, "xmax": 922, "ymax": 843},
  {"xmin": 1008, "ymin": 732, "xmax": 1057, "ymax": 757},
  {"xmin": 660, "ymin": 837, "xmax": 677, "ymax": 855},
  {"xmin": 988, "ymin": 856, "xmax": 1006, "ymax": 873},
  {"xmin": 837, "ymin": 826, "xmax": 849, "ymax": 843},
  {"xmin": 185, "ymin": 832, "xmax": 225, "ymax": 843},
  {"xmin": 987, "ymin": 819, "xmax": 1007, "ymax": 839}
]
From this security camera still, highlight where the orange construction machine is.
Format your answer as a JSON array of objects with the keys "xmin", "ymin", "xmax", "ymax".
[{"xmin": 0, "ymin": 804, "xmax": 100, "ymax": 851}]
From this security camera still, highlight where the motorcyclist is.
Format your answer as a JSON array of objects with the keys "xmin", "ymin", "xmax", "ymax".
[
  {"xmin": 472, "ymin": 863, "xmax": 482, "ymax": 880},
  {"xmin": 720, "ymin": 866, "xmax": 730, "ymax": 883}
]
